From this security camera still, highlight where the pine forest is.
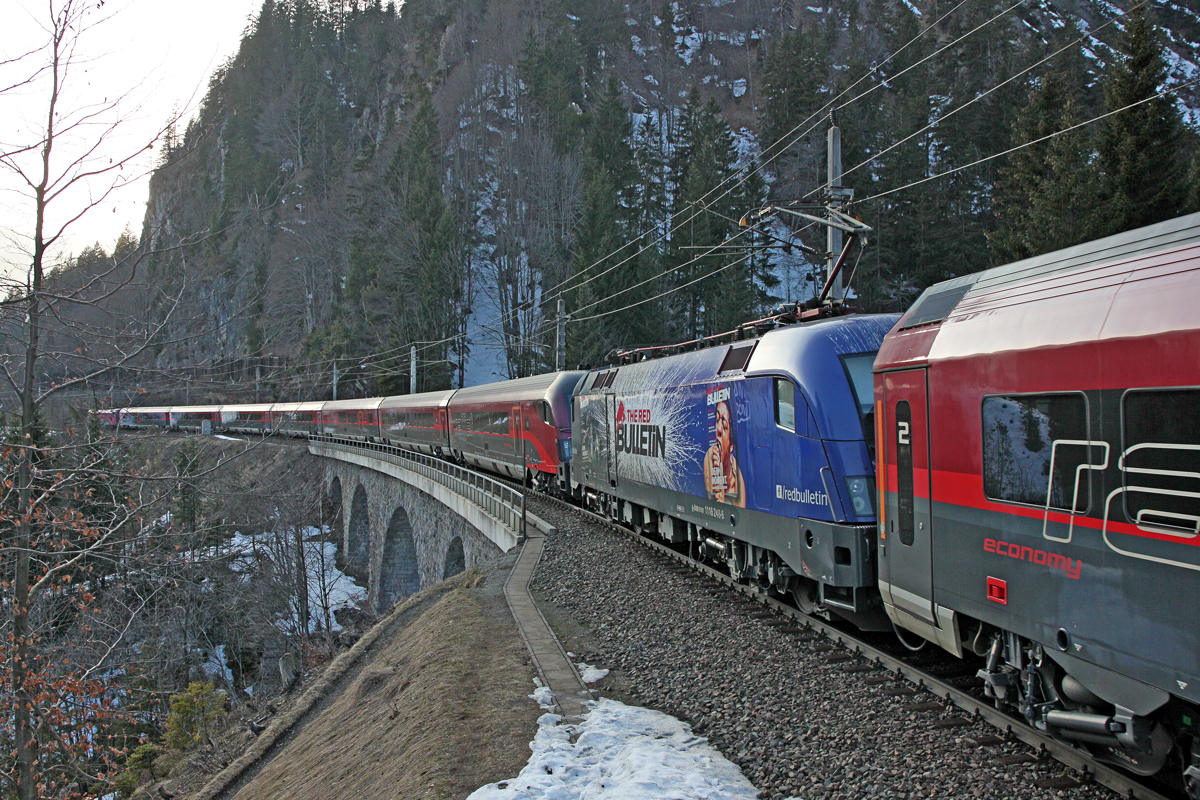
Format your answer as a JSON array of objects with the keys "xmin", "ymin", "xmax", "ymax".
[{"xmin": 64, "ymin": 0, "xmax": 1189, "ymax": 397}]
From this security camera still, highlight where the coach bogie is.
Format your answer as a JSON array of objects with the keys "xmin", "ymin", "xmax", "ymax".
[{"xmin": 972, "ymin": 625, "xmax": 1176, "ymax": 776}]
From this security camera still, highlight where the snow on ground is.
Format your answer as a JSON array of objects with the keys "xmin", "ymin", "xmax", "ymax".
[
  {"xmin": 529, "ymin": 682, "xmax": 556, "ymax": 709},
  {"xmin": 226, "ymin": 527, "xmax": 363, "ymax": 633},
  {"xmin": 577, "ymin": 663, "xmax": 609, "ymax": 684},
  {"xmin": 468, "ymin": 693, "xmax": 765, "ymax": 800},
  {"xmin": 201, "ymin": 644, "xmax": 234, "ymax": 685}
]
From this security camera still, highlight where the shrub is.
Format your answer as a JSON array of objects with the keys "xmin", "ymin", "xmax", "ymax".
[
  {"xmin": 165, "ymin": 681, "xmax": 226, "ymax": 751},
  {"xmin": 114, "ymin": 743, "xmax": 161, "ymax": 797}
]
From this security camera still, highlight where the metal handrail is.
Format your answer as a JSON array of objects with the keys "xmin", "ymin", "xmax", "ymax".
[{"xmin": 307, "ymin": 434, "xmax": 526, "ymax": 536}]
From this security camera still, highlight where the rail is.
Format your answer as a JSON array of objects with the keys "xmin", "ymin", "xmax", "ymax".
[{"xmin": 306, "ymin": 434, "xmax": 527, "ymax": 538}]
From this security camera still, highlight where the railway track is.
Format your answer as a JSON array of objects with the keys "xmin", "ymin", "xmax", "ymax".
[{"xmin": 522, "ymin": 487, "xmax": 1178, "ymax": 800}]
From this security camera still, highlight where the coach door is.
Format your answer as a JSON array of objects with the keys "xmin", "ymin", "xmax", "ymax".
[
  {"xmin": 510, "ymin": 405, "xmax": 521, "ymax": 464},
  {"xmin": 882, "ymin": 369, "xmax": 935, "ymax": 624}
]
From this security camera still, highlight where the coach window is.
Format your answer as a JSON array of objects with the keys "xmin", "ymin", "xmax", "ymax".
[
  {"xmin": 1122, "ymin": 389, "xmax": 1200, "ymax": 534},
  {"xmin": 775, "ymin": 378, "xmax": 796, "ymax": 432},
  {"xmin": 981, "ymin": 393, "xmax": 1089, "ymax": 512}
]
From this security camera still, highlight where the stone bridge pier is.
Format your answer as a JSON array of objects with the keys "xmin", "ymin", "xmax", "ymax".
[{"xmin": 324, "ymin": 464, "xmax": 503, "ymax": 613}]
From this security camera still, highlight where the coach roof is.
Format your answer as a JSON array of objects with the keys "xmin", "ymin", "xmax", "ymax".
[{"xmin": 879, "ymin": 211, "xmax": 1200, "ymax": 369}]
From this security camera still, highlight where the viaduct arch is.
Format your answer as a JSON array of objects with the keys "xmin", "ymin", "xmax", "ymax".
[{"xmin": 324, "ymin": 463, "xmax": 504, "ymax": 613}]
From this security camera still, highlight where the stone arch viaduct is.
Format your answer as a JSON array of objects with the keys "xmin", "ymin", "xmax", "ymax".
[{"xmin": 312, "ymin": 437, "xmax": 527, "ymax": 613}]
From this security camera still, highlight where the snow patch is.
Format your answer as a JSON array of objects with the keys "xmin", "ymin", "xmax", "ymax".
[
  {"xmin": 575, "ymin": 662, "xmax": 609, "ymax": 683},
  {"xmin": 678, "ymin": 30, "xmax": 702, "ymax": 65},
  {"xmin": 529, "ymin": 683, "xmax": 556, "ymax": 710},
  {"xmin": 201, "ymin": 644, "xmax": 234, "ymax": 686},
  {"xmin": 467, "ymin": 698, "xmax": 763, "ymax": 800}
]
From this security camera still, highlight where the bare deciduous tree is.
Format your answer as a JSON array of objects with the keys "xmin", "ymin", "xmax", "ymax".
[{"xmin": 0, "ymin": 2, "xmax": 203, "ymax": 796}]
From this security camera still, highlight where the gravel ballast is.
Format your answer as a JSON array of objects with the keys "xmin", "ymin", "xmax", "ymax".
[{"xmin": 528, "ymin": 500, "xmax": 1121, "ymax": 800}]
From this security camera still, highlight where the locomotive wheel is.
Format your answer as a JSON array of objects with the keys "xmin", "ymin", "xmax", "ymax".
[{"xmin": 792, "ymin": 578, "xmax": 819, "ymax": 615}]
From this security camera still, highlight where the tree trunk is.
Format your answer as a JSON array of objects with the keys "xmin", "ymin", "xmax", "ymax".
[{"xmin": 16, "ymin": 254, "xmax": 43, "ymax": 800}]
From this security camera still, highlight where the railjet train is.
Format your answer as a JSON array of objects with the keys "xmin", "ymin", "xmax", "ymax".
[{"xmin": 101, "ymin": 212, "xmax": 1200, "ymax": 792}]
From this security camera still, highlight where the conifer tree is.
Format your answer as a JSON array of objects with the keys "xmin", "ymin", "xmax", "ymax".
[
  {"xmin": 1097, "ymin": 6, "xmax": 1191, "ymax": 234},
  {"xmin": 568, "ymin": 79, "xmax": 644, "ymax": 367},
  {"xmin": 862, "ymin": 2, "xmax": 939, "ymax": 307},
  {"xmin": 381, "ymin": 87, "xmax": 462, "ymax": 392},
  {"xmin": 519, "ymin": 21, "xmax": 586, "ymax": 153},
  {"xmin": 759, "ymin": 23, "xmax": 829, "ymax": 197},
  {"xmin": 989, "ymin": 72, "xmax": 1104, "ymax": 263},
  {"xmin": 669, "ymin": 91, "xmax": 754, "ymax": 339}
]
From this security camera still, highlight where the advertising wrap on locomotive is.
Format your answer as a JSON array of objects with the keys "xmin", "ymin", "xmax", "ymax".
[{"xmin": 571, "ymin": 313, "xmax": 900, "ymax": 629}]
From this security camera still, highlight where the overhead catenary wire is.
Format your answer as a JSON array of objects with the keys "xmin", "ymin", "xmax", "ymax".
[
  {"xmin": 818, "ymin": 0, "xmax": 1151, "ymax": 202},
  {"xmin": 570, "ymin": 0, "xmax": 1164, "ymax": 327},
  {"xmin": 860, "ymin": 75, "xmax": 1200, "ymax": 204},
  {"xmin": 572, "ymin": 251, "xmax": 757, "ymax": 324},
  {"xmin": 527, "ymin": 0, "xmax": 989, "ymax": 303}
]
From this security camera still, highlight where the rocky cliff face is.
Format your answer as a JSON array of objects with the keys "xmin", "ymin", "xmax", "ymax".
[{"xmin": 133, "ymin": 0, "xmax": 1198, "ymax": 396}]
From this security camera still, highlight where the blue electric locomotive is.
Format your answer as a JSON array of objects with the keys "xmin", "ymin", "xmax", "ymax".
[{"xmin": 571, "ymin": 313, "xmax": 900, "ymax": 628}]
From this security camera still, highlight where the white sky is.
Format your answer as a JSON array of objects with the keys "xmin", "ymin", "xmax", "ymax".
[{"xmin": 0, "ymin": 0, "xmax": 262, "ymax": 277}]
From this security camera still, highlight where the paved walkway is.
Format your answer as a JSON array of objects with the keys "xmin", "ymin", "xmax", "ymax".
[{"xmin": 504, "ymin": 514, "xmax": 593, "ymax": 722}]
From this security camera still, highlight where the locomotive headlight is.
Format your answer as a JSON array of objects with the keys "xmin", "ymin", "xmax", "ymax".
[{"xmin": 844, "ymin": 476, "xmax": 875, "ymax": 517}]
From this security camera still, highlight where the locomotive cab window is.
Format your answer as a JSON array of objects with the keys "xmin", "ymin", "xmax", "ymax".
[
  {"xmin": 981, "ymin": 394, "xmax": 1090, "ymax": 512},
  {"xmin": 1122, "ymin": 389, "xmax": 1200, "ymax": 535},
  {"xmin": 841, "ymin": 352, "xmax": 879, "ymax": 454},
  {"xmin": 775, "ymin": 379, "xmax": 796, "ymax": 432}
]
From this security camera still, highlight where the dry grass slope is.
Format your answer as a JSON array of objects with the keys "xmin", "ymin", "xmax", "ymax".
[{"xmin": 226, "ymin": 568, "xmax": 540, "ymax": 800}]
